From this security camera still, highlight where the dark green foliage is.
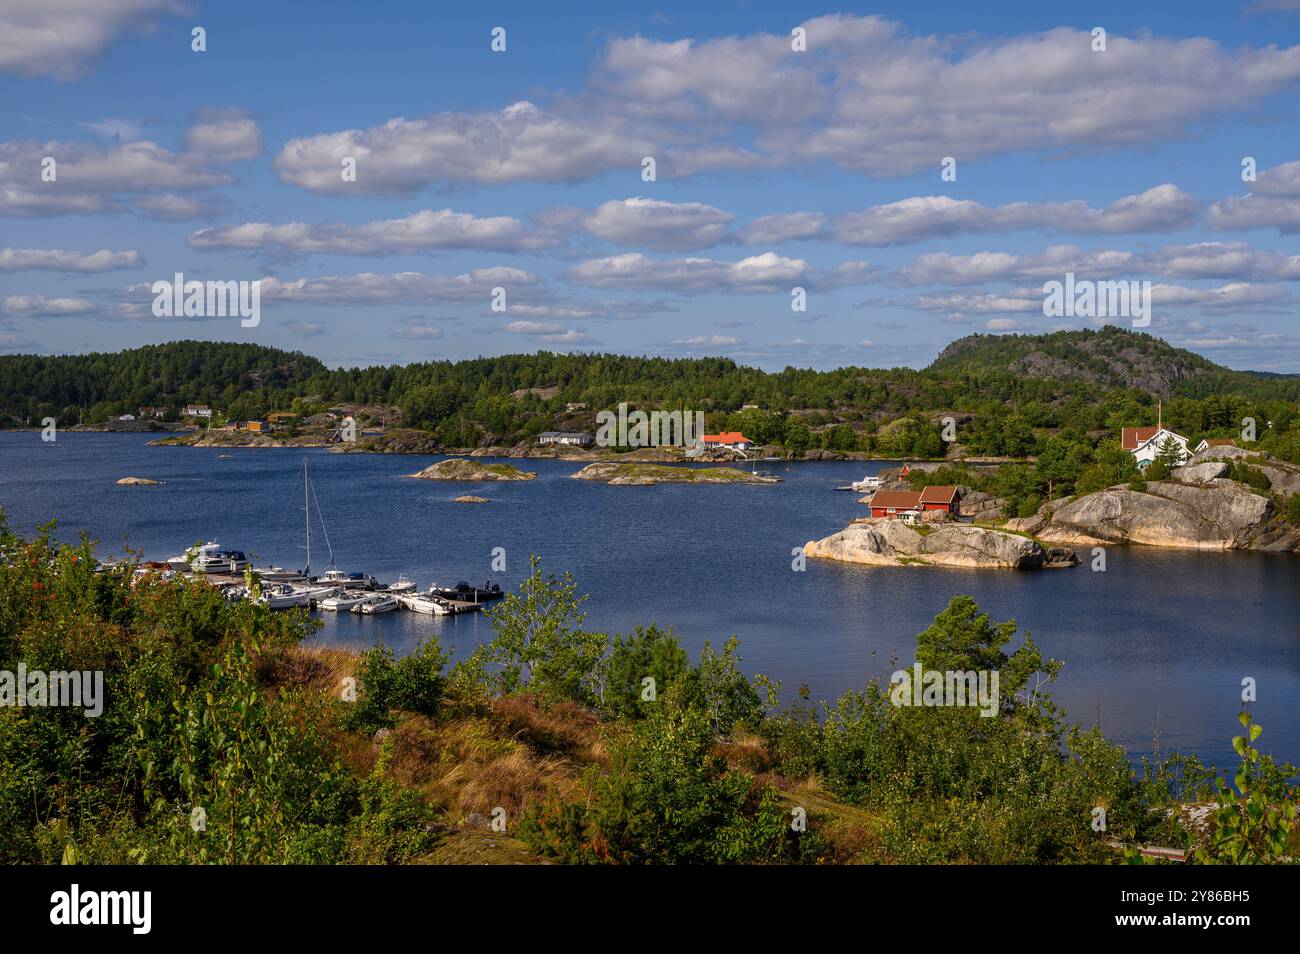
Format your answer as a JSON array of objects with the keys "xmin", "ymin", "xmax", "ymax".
[
  {"xmin": 1227, "ymin": 460, "xmax": 1272, "ymax": 492},
  {"xmin": 598, "ymin": 624, "xmax": 690, "ymax": 720},
  {"xmin": 343, "ymin": 639, "xmax": 449, "ymax": 734},
  {"xmin": 466, "ymin": 555, "xmax": 607, "ymax": 706},
  {"xmin": 519, "ymin": 685, "xmax": 820, "ymax": 864},
  {"xmin": 1285, "ymin": 494, "xmax": 1300, "ymax": 524}
]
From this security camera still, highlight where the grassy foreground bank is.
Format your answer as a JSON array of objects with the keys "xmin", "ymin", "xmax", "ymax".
[{"xmin": 0, "ymin": 513, "xmax": 1294, "ymax": 864}]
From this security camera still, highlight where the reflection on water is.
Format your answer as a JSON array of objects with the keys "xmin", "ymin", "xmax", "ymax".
[{"xmin": 2, "ymin": 431, "xmax": 1297, "ymax": 768}]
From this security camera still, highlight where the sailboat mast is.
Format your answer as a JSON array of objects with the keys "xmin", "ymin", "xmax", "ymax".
[{"xmin": 304, "ymin": 459, "xmax": 312, "ymax": 577}]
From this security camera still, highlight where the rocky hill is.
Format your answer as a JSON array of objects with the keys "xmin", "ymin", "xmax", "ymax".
[{"xmin": 927, "ymin": 327, "xmax": 1294, "ymax": 397}]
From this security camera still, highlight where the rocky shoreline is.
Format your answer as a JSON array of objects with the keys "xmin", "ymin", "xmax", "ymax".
[
  {"xmin": 572, "ymin": 462, "xmax": 782, "ymax": 485},
  {"xmin": 405, "ymin": 458, "xmax": 536, "ymax": 481},
  {"xmin": 1008, "ymin": 449, "xmax": 1300, "ymax": 552},
  {"xmin": 805, "ymin": 520, "xmax": 1078, "ymax": 569}
]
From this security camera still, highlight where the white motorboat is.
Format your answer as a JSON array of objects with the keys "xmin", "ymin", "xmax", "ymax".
[
  {"xmin": 398, "ymin": 593, "xmax": 451, "ymax": 615},
  {"xmin": 385, "ymin": 573, "xmax": 416, "ymax": 594},
  {"xmin": 164, "ymin": 542, "xmax": 208, "ymax": 572},
  {"xmin": 319, "ymin": 590, "xmax": 372, "ymax": 611},
  {"xmin": 850, "ymin": 475, "xmax": 882, "ymax": 492},
  {"xmin": 299, "ymin": 584, "xmax": 342, "ymax": 604},
  {"xmin": 354, "ymin": 593, "xmax": 400, "ymax": 614},
  {"xmin": 188, "ymin": 541, "xmax": 250, "ymax": 574},
  {"xmin": 259, "ymin": 583, "xmax": 311, "ymax": 610},
  {"xmin": 313, "ymin": 568, "xmax": 352, "ymax": 586},
  {"xmin": 251, "ymin": 565, "xmax": 303, "ymax": 582},
  {"xmin": 313, "ymin": 568, "xmax": 380, "ymax": 590}
]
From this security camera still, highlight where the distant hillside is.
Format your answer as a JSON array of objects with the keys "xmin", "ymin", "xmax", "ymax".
[
  {"xmin": 926, "ymin": 327, "xmax": 1298, "ymax": 399},
  {"xmin": 2, "ymin": 331, "xmax": 1297, "ymax": 433},
  {"xmin": 0, "ymin": 341, "xmax": 328, "ymax": 421}
]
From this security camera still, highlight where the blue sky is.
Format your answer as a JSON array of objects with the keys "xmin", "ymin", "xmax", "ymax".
[{"xmin": 2, "ymin": 0, "xmax": 1300, "ymax": 371}]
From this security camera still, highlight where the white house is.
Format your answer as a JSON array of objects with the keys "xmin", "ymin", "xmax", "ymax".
[
  {"xmin": 538, "ymin": 430, "xmax": 594, "ymax": 447},
  {"xmin": 1122, "ymin": 426, "xmax": 1189, "ymax": 470},
  {"xmin": 184, "ymin": 404, "xmax": 213, "ymax": 419},
  {"xmin": 701, "ymin": 431, "xmax": 753, "ymax": 452}
]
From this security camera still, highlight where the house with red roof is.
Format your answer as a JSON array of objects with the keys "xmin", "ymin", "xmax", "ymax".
[
  {"xmin": 701, "ymin": 431, "xmax": 752, "ymax": 452},
  {"xmin": 863, "ymin": 485, "xmax": 962, "ymax": 519},
  {"xmin": 1194, "ymin": 437, "xmax": 1238, "ymax": 454}
]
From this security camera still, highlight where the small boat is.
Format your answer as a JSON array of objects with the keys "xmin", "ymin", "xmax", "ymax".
[
  {"xmin": 836, "ymin": 474, "xmax": 882, "ymax": 492},
  {"xmin": 299, "ymin": 584, "xmax": 342, "ymax": 605},
  {"xmin": 259, "ymin": 583, "xmax": 311, "ymax": 610},
  {"xmin": 164, "ymin": 545, "xmax": 200, "ymax": 572},
  {"xmin": 312, "ymin": 568, "xmax": 381, "ymax": 590},
  {"xmin": 427, "ymin": 580, "xmax": 503, "ymax": 603},
  {"xmin": 385, "ymin": 574, "xmax": 417, "ymax": 594},
  {"xmin": 398, "ymin": 593, "xmax": 448, "ymax": 615},
  {"xmin": 222, "ymin": 584, "xmax": 250, "ymax": 603},
  {"xmin": 354, "ymin": 593, "xmax": 400, "ymax": 614},
  {"xmin": 189, "ymin": 541, "xmax": 250, "ymax": 574},
  {"xmin": 251, "ymin": 565, "xmax": 303, "ymax": 582},
  {"xmin": 319, "ymin": 590, "xmax": 373, "ymax": 611}
]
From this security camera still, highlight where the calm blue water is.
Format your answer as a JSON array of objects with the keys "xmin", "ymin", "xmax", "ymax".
[{"xmin": 2, "ymin": 432, "xmax": 1297, "ymax": 769}]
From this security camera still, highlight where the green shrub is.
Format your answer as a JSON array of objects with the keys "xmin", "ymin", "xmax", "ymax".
[
  {"xmin": 598, "ymin": 624, "xmax": 689, "ymax": 720},
  {"xmin": 343, "ymin": 637, "xmax": 448, "ymax": 733}
]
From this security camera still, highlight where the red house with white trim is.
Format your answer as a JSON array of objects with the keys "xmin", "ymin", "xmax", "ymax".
[
  {"xmin": 920, "ymin": 485, "xmax": 961, "ymax": 513},
  {"xmin": 864, "ymin": 485, "xmax": 962, "ymax": 519}
]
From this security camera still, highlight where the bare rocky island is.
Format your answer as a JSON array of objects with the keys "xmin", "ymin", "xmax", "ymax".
[
  {"xmin": 404, "ymin": 458, "xmax": 537, "ymax": 481},
  {"xmin": 571, "ymin": 462, "xmax": 782, "ymax": 485},
  {"xmin": 805, "ymin": 520, "xmax": 1079, "ymax": 569}
]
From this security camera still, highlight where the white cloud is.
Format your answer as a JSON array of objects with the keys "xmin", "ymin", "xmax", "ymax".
[
  {"xmin": 255, "ymin": 268, "xmax": 543, "ymax": 306},
  {"xmin": 0, "ymin": 247, "xmax": 142, "ymax": 272},
  {"xmin": 263, "ymin": 19, "xmax": 1300, "ymax": 195},
  {"xmin": 274, "ymin": 101, "xmax": 654, "ymax": 195},
  {"xmin": 560, "ymin": 250, "xmax": 877, "ymax": 294},
  {"xmin": 1208, "ymin": 157, "xmax": 1300, "ymax": 232},
  {"xmin": 504, "ymin": 320, "xmax": 564, "ymax": 334},
  {"xmin": 565, "ymin": 251, "xmax": 808, "ymax": 292},
  {"xmin": 671, "ymin": 334, "xmax": 741, "ymax": 346},
  {"xmin": 184, "ymin": 108, "xmax": 263, "ymax": 163},
  {"xmin": 0, "ymin": 112, "xmax": 259, "ymax": 218},
  {"xmin": 285, "ymin": 320, "xmax": 325, "ymax": 338},
  {"xmin": 0, "ymin": 0, "xmax": 188, "ymax": 79},
  {"xmin": 1143, "ymin": 242, "xmax": 1300, "ymax": 280},
  {"xmin": 133, "ymin": 193, "xmax": 218, "ymax": 221},
  {"xmin": 1150, "ymin": 282, "xmax": 1291, "ymax": 308},
  {"xmin": 736, "ymin": 212, "xmax": 828, "ymax": 245},
  {"xmin": 189, "ymin": 209, "xmax": 553, "ymax": 254},
  {"xmin": 588, "ymin": 17, "xmax": 1300, "ymax": 177},
  {"xmin": 739, "ymin": 186, "xmax": 1197, "ymax": 247},
  {"xmin": 583, "ymin": 197, "xmax": 733, "ymax": 250},
  {"xmin": 0, "ymin": 138, "xmax": 228, "ymax": 219},
  {"xmin": 898, "ymin": 242, "xmax": 1300, "ymax": 285},
  {"xmin": 836, "ymin": 186, "xmax": 1197, "ymax": 246},
  {"xmin": 3, "ymin": 295, "xmax": 97, "ymax": 315},
  {"xmin": 391, "ymin": 319, "xmax": 445, "ymax": 340}
]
